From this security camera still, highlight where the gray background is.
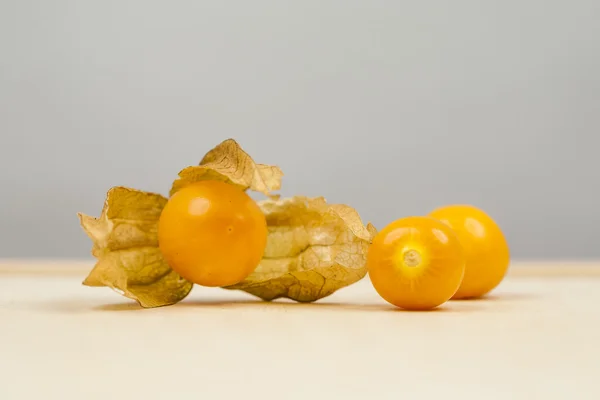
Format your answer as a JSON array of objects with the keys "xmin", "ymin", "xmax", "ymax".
[{"xmin": 1, "ymin": 1, "xmax": 598, "ymax": 260}]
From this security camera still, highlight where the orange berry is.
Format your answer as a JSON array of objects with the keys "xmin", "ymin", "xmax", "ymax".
[
  {"xmin": 428, "ymin": 205, "xmax": 510, "ymax": 299},
  {"xmin": 158, "ymin": 180, "xmax": 267, "ymax": 287},
  {"xmin": 367, "ymin": 216, "xmax": 465, "ymax": 310}
]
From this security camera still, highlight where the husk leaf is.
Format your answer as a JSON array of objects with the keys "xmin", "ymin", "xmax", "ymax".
[
  {"xmin": 223, "ymin": 196, "xmax": 377, "ymax": 302},
  {"xmin": 170, "ymin": 138, "xmax": 283, "ymax": 197},
  {"xmin": 79, "ymin": 139, "xmax": 373, "ymax": 307},
  {"xmin": 78, "ymin": 187, "xmax": 193, "ymax": 308}
]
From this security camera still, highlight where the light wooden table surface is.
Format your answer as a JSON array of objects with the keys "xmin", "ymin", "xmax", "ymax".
[{"xmin": 1, "ymin": 261, "xmax": 599, "ymax": 400}]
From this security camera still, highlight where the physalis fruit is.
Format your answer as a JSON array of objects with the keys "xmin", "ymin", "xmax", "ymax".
[
  {"xmin": 158, "ymin": 180, "xmax": 268, "ymax": 287},
  {"xmin": 367, "ymin": 216, "xmax": 465, "ymax": 310}
]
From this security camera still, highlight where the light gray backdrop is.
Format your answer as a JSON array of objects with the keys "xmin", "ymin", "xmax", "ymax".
[{"xmin": 1, "ymin": 1, "xmax": 598, "ymax": 259}]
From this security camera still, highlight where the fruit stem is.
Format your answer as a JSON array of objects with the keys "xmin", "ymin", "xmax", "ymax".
[{"xmin": 403, "ymin": 249, "xmax": 421, "ymax": 267}]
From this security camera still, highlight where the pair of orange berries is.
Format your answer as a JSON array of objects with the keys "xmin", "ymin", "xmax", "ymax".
[{"xmin": 367, "ymin": 207, "xmax": 510, "ymax": 310}]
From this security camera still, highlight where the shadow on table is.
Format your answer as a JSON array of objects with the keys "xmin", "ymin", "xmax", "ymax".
[
  {"xmin": 34, "ymin": 291, "xmax": 534, "ymax": 314},
  {"xmin": 451, "ymin": 292, "xmax": 536, "ymax": 302},
  {"xmin": 93, "ymin": 298, "xmax": 482, "ymax": 313}
]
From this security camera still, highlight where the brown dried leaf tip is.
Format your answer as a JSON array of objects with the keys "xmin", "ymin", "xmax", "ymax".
[
  {"xmin": 224, "ymin": 196, "xmax": 377, "ymax": 302},
  {"xmin": 170, "ymin": 138, "xmax": 283, "ymax": 197}
]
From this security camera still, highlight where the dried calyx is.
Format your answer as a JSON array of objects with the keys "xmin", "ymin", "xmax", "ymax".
[{"xmin": 78, "ymin": 139, "xmax": 375, "ymax": 308}]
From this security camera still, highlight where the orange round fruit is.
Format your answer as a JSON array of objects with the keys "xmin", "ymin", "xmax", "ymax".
[
  {"xmin": 428, "ymin": 205, "xmax": 510, "ymax": 299},
  {"xmin": 158, "ymin": 180, "xmax": 268, "ymax": 287},
  {"xmin": 367, "ymin": 216, "xmax": 465, "ymax": 310}
]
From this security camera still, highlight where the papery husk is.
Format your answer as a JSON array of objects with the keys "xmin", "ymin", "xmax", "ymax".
[
  {"xmin": 79, "ymin": 139, "xmax": 282, "ymax": 307},
  {"xmin": 224, "ymin": 196, "xmax": 377, "ymax": 302},
  {"xmin": 78, "ymin": 187, "xmax": 192, "ymax": 308}
]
